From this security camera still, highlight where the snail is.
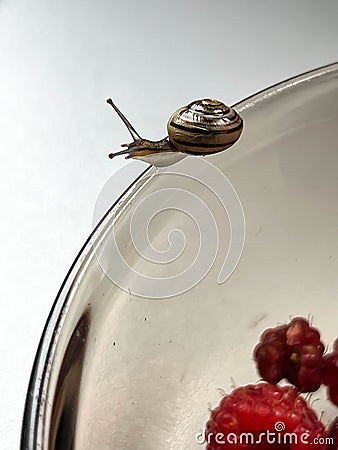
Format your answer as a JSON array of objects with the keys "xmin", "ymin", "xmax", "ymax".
[{"xmin": 107, "ymin": 98, "xmax": 243, "ymax": 166}]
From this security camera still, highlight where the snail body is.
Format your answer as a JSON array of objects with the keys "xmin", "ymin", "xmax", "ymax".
[{"xmin": 107, "ymin": 98, "xmax": 243, "ymax": 165}]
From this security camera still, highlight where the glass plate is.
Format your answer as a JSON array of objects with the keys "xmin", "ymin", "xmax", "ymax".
[{"xmin": 21, "ymin": 62, "xmax": 338, "ymax": 450}]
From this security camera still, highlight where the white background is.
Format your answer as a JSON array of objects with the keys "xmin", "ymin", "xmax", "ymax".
[{"xmin": 0, "ymin": 1, "xmax": 337, "ymax": 448}]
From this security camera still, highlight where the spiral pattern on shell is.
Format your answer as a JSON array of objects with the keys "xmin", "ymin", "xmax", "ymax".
[{"xmin": 167, "ymin": 99, "xmax": 243, "ymax": 155}]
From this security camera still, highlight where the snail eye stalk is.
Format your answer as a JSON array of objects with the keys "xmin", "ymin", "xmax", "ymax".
[{"xmin": 106, "ymin": 98, "xmax": 142, "ymax": 141}]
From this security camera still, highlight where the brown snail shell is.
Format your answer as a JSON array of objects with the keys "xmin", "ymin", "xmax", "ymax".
[
  {"xmin": 167, "ymin": 99, "xmax": 243, "ymax": 155},
  {"xmin": 107, "ymin": 98, "xmax": 243, "ymax": 165}
]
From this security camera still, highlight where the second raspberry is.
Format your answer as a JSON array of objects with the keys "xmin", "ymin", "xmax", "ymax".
[{"xmin": 254, "ymin": 317, "xmax": 325, "ymax": 392}]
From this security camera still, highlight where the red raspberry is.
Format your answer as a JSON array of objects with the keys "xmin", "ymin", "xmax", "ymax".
[
  {"xmin": 205, "ymin": 383, "xmax": 327, "ymax": 450},
  {"xmin": 328, "ymin": 416, "xmax": 338, "ymax": 450},
  {"xmin": 322, "ymin": 344, "xmax": 338, "ymax": 406},
  {"xmin": 333, "ymin": 339, "xmax": 338, "ymax": 354},
  {"xmin": 321, "ymin": 355, "xmax": 338, "ymax": 387},
  {"xmin": 254, "ymin": 318, "xmax": 325, "ymax": 392}
]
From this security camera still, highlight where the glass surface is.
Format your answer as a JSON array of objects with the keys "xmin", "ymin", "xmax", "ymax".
[{"xmin": 21, "ymin": 63, "xmax": 338, "ymax": 450}]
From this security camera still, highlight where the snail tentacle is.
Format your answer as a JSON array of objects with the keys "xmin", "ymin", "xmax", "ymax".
[{"xmin": 106, "ymin": 98, "xmax": 142, "ymax": 141}]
